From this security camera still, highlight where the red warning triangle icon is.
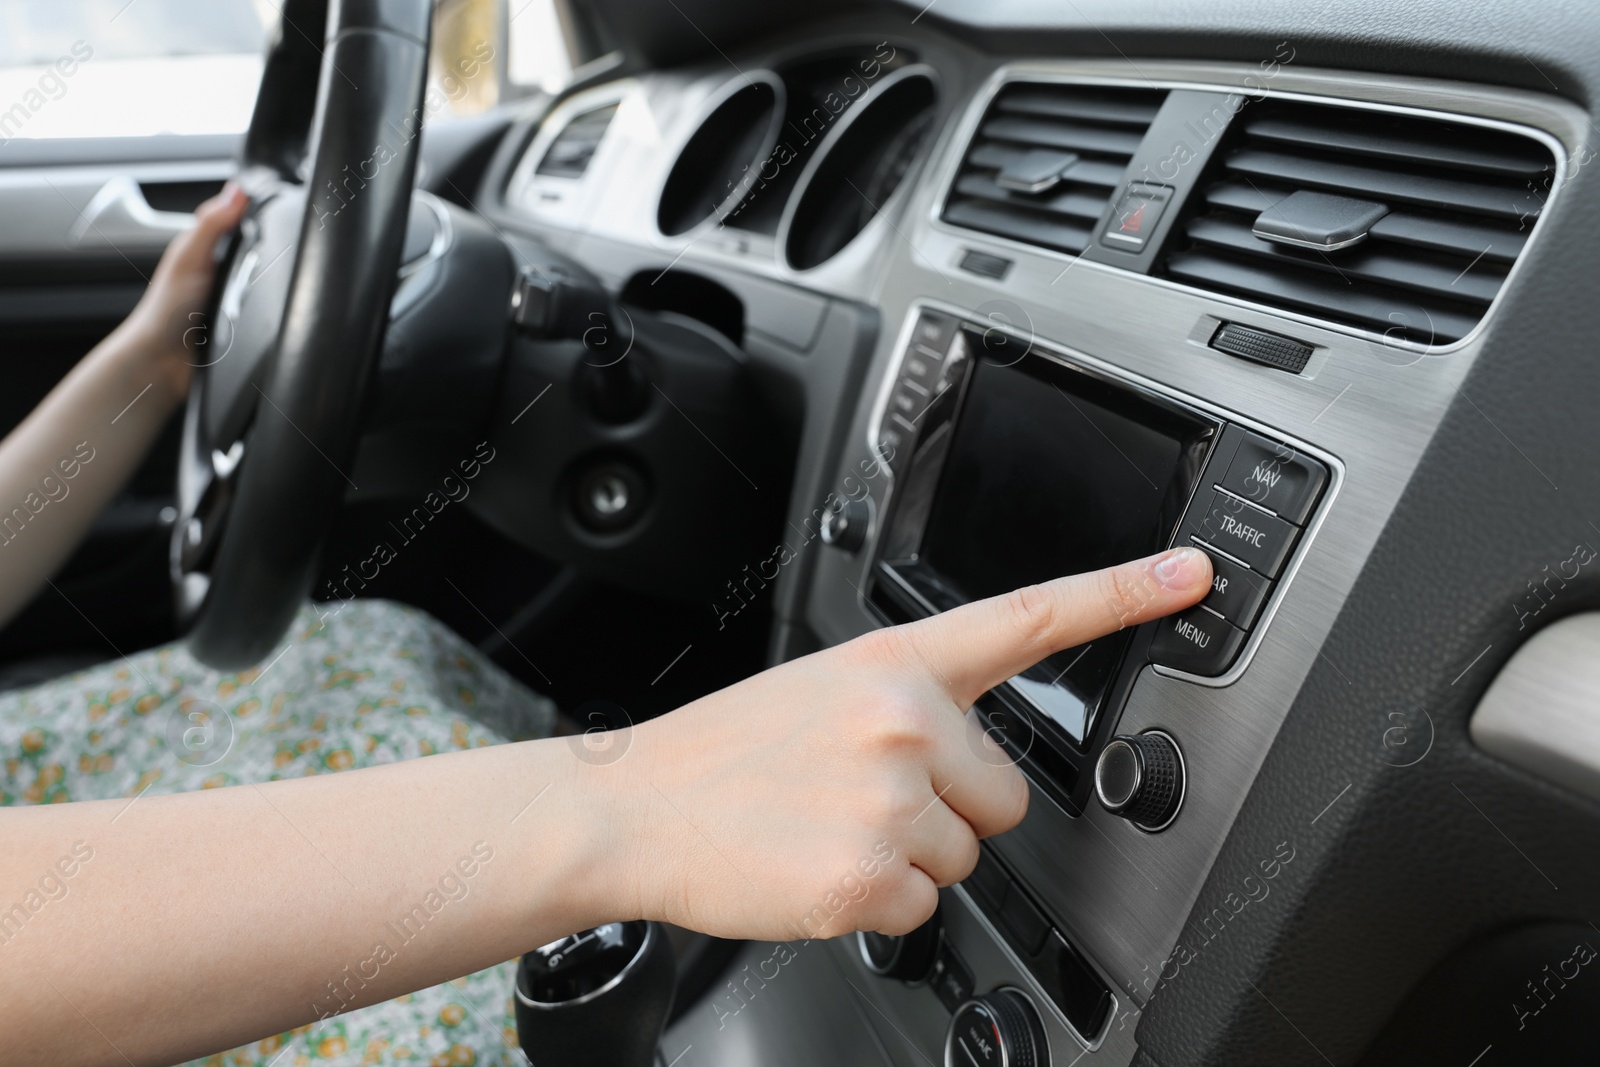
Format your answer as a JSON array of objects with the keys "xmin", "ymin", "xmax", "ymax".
[{"xmin": 1119, "ymin": 200, "xmax": 1147, "ymax": 233}]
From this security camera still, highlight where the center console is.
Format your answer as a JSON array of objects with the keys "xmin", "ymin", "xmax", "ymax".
[
  {"xmin": 839, "ymin": 306, "xmax": 1336, "ymax": 1055},
  {"xmin": 866, "ymin": 308, "xmax": 1332, "ymax": 817}
]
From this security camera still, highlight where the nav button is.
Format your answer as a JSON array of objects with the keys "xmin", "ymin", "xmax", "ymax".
[
  {"xmin": 1150, "ymin": 606, "xmax": 1246, "ymax": 677},
  {"xmin": 1218, "ymin": 433, "xmax": 1328, "ymax": 525}
]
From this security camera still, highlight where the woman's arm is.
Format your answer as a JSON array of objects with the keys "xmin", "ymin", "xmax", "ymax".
[
  {"xmin": 0, "ymin": 546, "xmax": 1210, "ymax": 1066},
  {"xmin": 0, "ymin": 185, "xmax": 247, "ymax": 628}
]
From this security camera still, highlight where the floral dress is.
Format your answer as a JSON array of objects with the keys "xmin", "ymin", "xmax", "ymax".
[{"xmin": 0, "ymin": 599, "xmax": 555, "ymax": 1067}]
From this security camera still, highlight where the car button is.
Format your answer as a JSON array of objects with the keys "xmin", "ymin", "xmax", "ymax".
[
  {"xmin": 1218, "ymin": 433, "xmax": 1327, "ymax": 524},
  {"xmin": 1187, "ymin": 491, "xmax": 1300, "ymax": 577},
  {"xmin": 913, "ymin": 312, "xmax": 958, "ymax": 356},
  {"xmin": 963, "ymin": 847, "xmax": 1009, "ymax": 912},
  {"xmin": 1199, "ymin": 550, "xmax": 1272, "ymax": 629},
  {"xmin": 1150, "ymin": 605, "xmax": 1247, "ymax": 676},
  {"xmin": 1099, "ymin": 182, "xmax": 1173, "ymax": 253},
  {"xmin": 998, "ymin": 884, "xmax": 1050, "ymax": 956},
  {"xmin": 929, "ymin": 944, "xmax": 975, "ymax": 1013}
]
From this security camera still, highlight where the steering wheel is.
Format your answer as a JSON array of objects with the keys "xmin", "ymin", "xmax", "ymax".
[{"xmin": 171, "ymin": 0, "xmax": 432, "ymax": 670}]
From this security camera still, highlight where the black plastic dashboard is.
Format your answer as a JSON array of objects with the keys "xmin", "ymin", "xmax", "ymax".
[{"xmin": 473, "ymin": 3, "xmax": 1600, "ymax": 1064}]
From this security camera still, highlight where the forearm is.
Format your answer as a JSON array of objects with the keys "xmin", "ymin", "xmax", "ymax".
[
  {"xmin": 0, "ymin": 320, "xmax": 184, "ymax": 627},
  {"xmin": 0, "ymin": 737, "xmax": 616, "ymax": 1066}
]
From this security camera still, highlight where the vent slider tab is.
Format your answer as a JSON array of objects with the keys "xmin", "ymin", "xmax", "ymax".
[
  {"xmin": 996, "ymin": 148, "xmax": 1081, "ymax": 194},
  {"xmin": 1251, "ymin": 190, "xmax": 1389, "ymax": 252}
]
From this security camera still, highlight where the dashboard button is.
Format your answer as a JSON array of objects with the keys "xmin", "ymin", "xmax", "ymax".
[
  {"xmin": 1099, "ymin": 182, "xmax": 1172, "ymax": 253},
  {"xmin": 1150, "ymin": 605, "xmax": 1247, "ymax": 676},
  {"xmin": 1199, "ymin": 550, "xmax": 1272, "ymax": 629},
  {"xmin": 1187, "ymin": 491, "xmax": 1300, "ymax": 577},
  {"xmin": 930, "ymin": 944, "xmax": 975, "ymax": 1013},
  {"xmin": 998, "ymin": 884, "xmax": 1050, "ymax": 955},
  {"xmin": 1218, "ymin": 433, "xmax": 1327, "ymax": 524},
  {"xmin": 858, "ymin": 907, "xmax": 941, "ymax": 983},
  {"xmin": 963, "ymin": 847, "xmax": 1009, "ymax": 912},
  {"xmin": 914, "ymin": 311, "xmax": 957, "ymax": 355}
]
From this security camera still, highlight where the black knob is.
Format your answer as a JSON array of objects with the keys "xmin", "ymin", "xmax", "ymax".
[
  {"xmin": 1094, "ymin": 730, "xmax": 1185, "ymax": 832},
  {"xmin": 857, "ymin": 907, "xmax": 941, "ymax": 982},
  {"xmin": 820, "ymin": 498, "xmax": 871, "ymax": 553},
  {"xmin": 946, "ymin": 989, "xmax": 1049, "ymax": 1067},
  {"xmin": 515, "ymin": 920, "xmax": 675, "ymax": 1067}
]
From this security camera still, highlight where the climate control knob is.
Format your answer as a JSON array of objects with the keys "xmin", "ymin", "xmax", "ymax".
[
  {"xmin": 819, "ymin": 498, "xmax": 871, "ymax": 553},
  {"xmin": 945, "ymin": 989, "xmax": 1049, "ymax": 1067},
  {"xmin": 1094, "ymin": 730, "xmax": 1185, "ymax": 832},
  {"xmin": 857, "ymin": 907, "xmax": 940, "ymax": 982}
]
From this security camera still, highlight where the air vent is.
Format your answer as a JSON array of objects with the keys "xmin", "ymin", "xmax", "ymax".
[
  {"xmin": 941, "ymin": 82, "xmax": 1168, "ymax": 255},
  {"xmin": 535, "ymin": 103, "xmax": 619, "ymax": 178},
  {"xmin": 1158, "ymin": 100, "xmax": 1555, "ymax": 345}
]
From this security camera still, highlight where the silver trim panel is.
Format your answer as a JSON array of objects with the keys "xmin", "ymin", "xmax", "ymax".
[{"xmin": 1472, "ymin": 612, "xmax": 1600, "ymax": 803}]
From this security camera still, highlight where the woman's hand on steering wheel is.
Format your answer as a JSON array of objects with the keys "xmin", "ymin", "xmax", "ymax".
[{"xmin": 121, "ymin": 182, "xmax": 249, "ymax": 405}]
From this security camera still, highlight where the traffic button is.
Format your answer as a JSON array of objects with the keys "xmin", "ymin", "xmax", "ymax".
[{"xmin": 1186, "ymin": 491, "xmax": 1300, "ymax": 577}]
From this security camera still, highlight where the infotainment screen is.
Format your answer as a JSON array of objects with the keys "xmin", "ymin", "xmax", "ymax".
[
  {"xmin": 919, "ymin": 359, "xmax": 1191, "ymax": 603},
  {"xmin": 875, "ymin": 329, "xmax": 1214, "ymax": 748}
]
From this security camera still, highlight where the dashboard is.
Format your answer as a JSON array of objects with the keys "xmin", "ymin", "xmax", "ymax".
[{"xmin": 472, "ymin": 5, "xmax": 1599, "ymax": 1065}]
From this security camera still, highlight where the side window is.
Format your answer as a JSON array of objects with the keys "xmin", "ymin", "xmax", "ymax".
[
  {"xmin": 429, "ymin": 0, "xmax": 581, "ymax": 119},
  {"xmin": 0, "ymin": 0, "xmax": 577, "ymax": 143},
  {"xmin": 0, "ymin": 0, "xmax": 272, "ymax": 140},
  {"xmin": 506, "ymin": 0, "xmax": 578, "ymax": 93}
]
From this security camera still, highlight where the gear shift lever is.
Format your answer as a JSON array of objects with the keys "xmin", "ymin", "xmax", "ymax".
[{"xmin": 515, "ymin": 921, "xmax": 676, "ymax": 1067}]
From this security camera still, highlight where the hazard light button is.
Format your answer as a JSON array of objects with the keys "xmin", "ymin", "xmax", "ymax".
[{"xmin": 1100, "ymin": 182, "xmax": 1173, "ymax": 253}]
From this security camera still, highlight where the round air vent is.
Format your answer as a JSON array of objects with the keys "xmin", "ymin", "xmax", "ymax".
[
  {"xmin": 780, "ymin": 66, "xmax": 938, "ymax": 271},
  {"xmin": 657, "ymin": 71, "xmax": 785, "ymax": 237}
]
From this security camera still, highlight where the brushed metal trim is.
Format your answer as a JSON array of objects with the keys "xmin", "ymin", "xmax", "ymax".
[
  {"xmin": 924, "ymin": 60, "xmax": 1576, "ymax": 355},
  {"xmin": 1472, "ymin": 612, "xmax": 1600, "ymax": 803}
]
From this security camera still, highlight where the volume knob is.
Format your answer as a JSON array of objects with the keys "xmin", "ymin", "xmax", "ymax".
[{"xmin": 1094, "ymin": 730, "xmax": 1185, "ymax": 832}]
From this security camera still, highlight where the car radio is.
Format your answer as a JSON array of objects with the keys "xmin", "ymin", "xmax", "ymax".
[{"xmin": 865, "ymin": 307, "xmax": 1330, "ymax": 817}]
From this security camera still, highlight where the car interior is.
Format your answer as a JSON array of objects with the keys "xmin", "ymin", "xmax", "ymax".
[{"xmin": 3, "ymin": 0, "xmax": 1599, "ymax": 1063}]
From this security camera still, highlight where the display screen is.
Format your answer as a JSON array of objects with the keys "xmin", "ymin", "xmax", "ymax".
[{"xmin": 912, "ymin": 347, "xmax": 1210, "ymax": 742}]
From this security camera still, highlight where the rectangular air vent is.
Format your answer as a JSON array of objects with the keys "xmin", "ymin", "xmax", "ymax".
[
  {"xmin": 941, "ymin": 82, "xmax": 1168, "ymax": 255},
  {"xmin": 535, "ymin": 103, "xmax": 619, "ymax": 178},
  {"xmin": 1157, "ymin": 101, "xmax": 1556, "ymax": 345}
]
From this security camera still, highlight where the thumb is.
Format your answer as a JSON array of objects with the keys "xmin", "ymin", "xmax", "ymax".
[
  {"xmin": 157, "ymin": 182, "xmax": 248, "ymax": 279},
  {"xmin": 898, "ymin": 546, "xmax": 1213, "ymax": 708}
]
